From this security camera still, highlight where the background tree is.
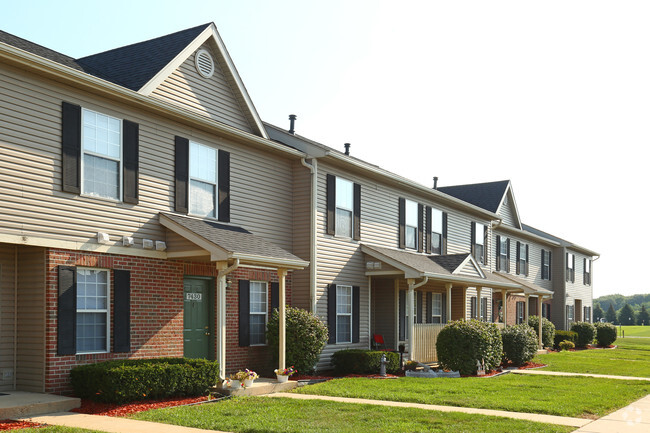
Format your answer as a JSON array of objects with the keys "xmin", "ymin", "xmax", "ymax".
[
  {"xmin": 637, "ymin": 305, "xmax": 650, "ymax": 326},
  {"xmin": 618, "ymin": 304, "xmax": 636, "ymax": 325},
  {"xmin": 593, "ymin": 304, "xmax": 604, "ymax": 322},
  {"xmin": 605, "ymin": 304, "xmax": 618, "ymax": 324}
]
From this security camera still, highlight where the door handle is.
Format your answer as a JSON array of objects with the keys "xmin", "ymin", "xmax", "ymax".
[{"xmin": 205, "ymin": 332, "xmax": 211, "ymax": 336}]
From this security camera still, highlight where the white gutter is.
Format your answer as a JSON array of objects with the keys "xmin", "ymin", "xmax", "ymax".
[{"xmin": 300, "ymin": 157, "xmax": 318, "ymax": 314}]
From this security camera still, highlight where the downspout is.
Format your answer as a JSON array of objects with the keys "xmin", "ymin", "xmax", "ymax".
[
  {"xmin": 300, "ymin": 157, "xmax": 318, "ymax": 314},
  {"xmin": 216, "ymin": 258, "xmax": 239, "ymax": 381}
]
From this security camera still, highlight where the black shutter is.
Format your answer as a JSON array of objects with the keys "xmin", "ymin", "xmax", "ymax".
[
  {"xmin": 326, "ymin": 174, "xmax": 336, "ymax": 235},
  {"xmin": 425, "ymin": 206, "xmax": 432, "ymax": 254},
  {"xmin": 57, "ymin": 266, "xmax": 76, "ymax": 355},
  {"xmin": 483, "ymin": 226, "xmax": 488, "ymax": 265},
  {"xmin": 238, "ymin": 280, "xmax": 250, "ymax": 347},
  {"xmin": 174, "ymin": 136, "xmax": 189, "ymax": 213},
  {"xmin": 442, "ymin": 212, "xmax": 448, "ymax": 254},
  {"xmin": 426, "ymin": 292, "xmax": 433, "ymax": 323},
  {"xmin": 496, "ymin": 235, "xmax": 501, "ymax": 271},
  {"xmin": 416, "ymin": 291, "xmax": 423, "ymax": 323},
  {"xmin": 442, "ymin": 293, "xmax": 447, "ymax": 323},
  {"xmin": 482, "ymin": 298, "xmax": 488, "ymax": 322},
  {"xmin": 506, "ymin": 238, "xmax": 511, "ymax": 273},
  {"xmin": 541, "ymin": 249, "xmax": 546, "ymax": 279},
  {"xmin": 398, "ymin": 198, "xmax": 406, "ymax": 249},
  {"xmin": 327, "ymin": 284, "xmax": 337, "ymax": 344},
  {"xmin": 547, "ymin": 303, "xmax": 551, "ymax": 320},
  {"xmin": 353, "ymin": 183, "xmax": 361, "ymax": 240},
  {"xmin": 61, "ymin": 102, "xmax": 81, "ymax": 194},
  {"xmin": 218, "ymin": 149, "xmax": 230, "ymax": 222},
  {"xmin": 549, "ymin": 251, "xmax": 552, "ymax": 279},
  {"xmin": 525, "ymin": 244, "xmax": 529, "ymax": 276},
  {"xmin": 352, "ymin": 286, "xmax": 360, "ymax": 343},
  {"xmin": 417, "ymin": 203, "xmax": 424, "ymax": 253},
  {"xmin": 113, "ymin": 269, "xmax": 131, "ymax": 352},
  {"xmin": 516, "ymin": 241, "xmax": 521, "ymax": 274},
  {"xmin": 122, "ymin": 120, "xmax": 139, "ymax": 204},
  {"xmin": 398, "ymin": 290, "xmax": 406, "ymax": 340},
  {"xmin": 271, "ymin": 282, "xmax": 279, "ymax": 311},
  {"xmin": 470, "ymin": 296, "xmax": 476, "ymax": 319},
  {"xmin": 470, "ymin": 222, "xmax": 476, "ymax": 256}
]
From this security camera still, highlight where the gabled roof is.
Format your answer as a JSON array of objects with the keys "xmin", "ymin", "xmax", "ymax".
[
  {"xmin": 437, "ymin": 180, "xmax": 510, "ymax": 213},
  {"xmin": 0, "ymin": 29, "xmax": 83, "ymax": 71}
]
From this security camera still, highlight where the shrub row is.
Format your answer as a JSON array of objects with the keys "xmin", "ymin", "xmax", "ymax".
[
  {"xmin": 70, "ymin": 358, "xmax": 219, "ymax": 403},
  {"xmin": 554, "ymin": 330, "xmax": 578, "ymax": 348},
  {"xmin": 436, "ymin": 320, "xmax": 502, "ymax": 375},
  {"xmin": 570, "ymin": 322, "xmax": 595, "ymax": 348},
  {"xmin": 330, "ymin": 349, "xmax": 400, "ymax": 375},
  {"xmin": 527, "ymin": 315, "xmax": 555, "ymax": 348},
  {"xmin": 501, "ymin": 323, "xmax": 539, "ymax": 365}
]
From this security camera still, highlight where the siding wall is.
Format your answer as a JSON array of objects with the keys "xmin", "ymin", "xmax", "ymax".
[
  {"xmin": 151, "ymin": 41, "xmax": 254, "ymax": 133},
  {"xmin": 0, "ymin": 244, "xmax": 16, "ymax": 392},
  {"xmin": 291, "ymin": 161, "xmax": 312, "ymax": 310},
  {"xmin": 551, "ymin": 247, "xmax": 567, "ymax": 329},
  {"xmin": 565, "ymin": 250, "xmax": 593, "ymax": 323},
  {"xmin": 0, "ymin": 62, "xmax": 294, "ymax": 255},
  {"xmin": 491, "ymin": 231, "xmax": 554, "ymax": 292},
  {"xmin": 498, "ymin": 195, "xmax": 517, "ymax": 227}
]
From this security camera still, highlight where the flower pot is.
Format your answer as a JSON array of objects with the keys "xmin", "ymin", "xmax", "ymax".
[
  {"xmin": 244, "ymin": 378, "xmax": 255, "ymax": 388},
  {"xmin": 276, "ymin": 374, "xmax": 289, "ymax": 383},
  {"xmin": 230, "ymin": 380, "xmax": 242, "ymax": 390}
]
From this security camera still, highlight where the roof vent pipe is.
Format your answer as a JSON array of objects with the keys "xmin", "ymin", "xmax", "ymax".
[
  {"xmin": 344, "ymin": 143, "xmax": 350, "ymax": 155},
  {"xmin": 288, "ymin": 114, "xmax": 297, "ymax": 134},
  {"xmin": 433, "ymin": 176, "xmax": 439, "ymax": 189}
]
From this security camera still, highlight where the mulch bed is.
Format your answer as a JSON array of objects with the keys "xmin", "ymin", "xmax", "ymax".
[
  {"xmin": 72, "ymin": 395, "xmax": 209, "ymax": 417},
  {"xmin": 0, "ymin": 420, "xmax": 45, "ymax": 431}
]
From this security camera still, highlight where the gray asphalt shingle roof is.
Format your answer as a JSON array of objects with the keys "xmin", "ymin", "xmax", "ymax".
[{"xmin": 437, "ymin": 180, "xmax": 510, "ymax": 213}]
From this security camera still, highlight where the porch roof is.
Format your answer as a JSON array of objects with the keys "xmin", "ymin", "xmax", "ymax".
[
  {"xmin": 490, "ymin": 272, "xmax": 554, "ymax": 297},
  {"xmin": 159, "ymin": 213, "xmax": 308, "ymax": 269}
]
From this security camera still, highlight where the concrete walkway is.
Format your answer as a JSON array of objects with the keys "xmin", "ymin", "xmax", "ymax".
[
  {"xmin": 510, "ymin": 369, "xmax": 650, "ymax": 381},
  {"xmin": 264, "ymin": 392, "xmax": 590, "ymax": 427},
  {"xmin": 573, "ymin": 394, "xmax": 650, "ymax": 433}
]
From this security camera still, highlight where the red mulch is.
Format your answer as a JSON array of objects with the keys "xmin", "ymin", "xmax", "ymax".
[
  {"xmin": 0, "ymin": 420, "xmax": 44, "ymax": 431},
  {"xmin": 72, "ymin": 395, "xmax": 209, "ymax": 417}
]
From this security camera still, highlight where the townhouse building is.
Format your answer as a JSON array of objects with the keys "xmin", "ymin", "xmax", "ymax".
[{"xmin": 0, "ymin": 22, "xmax": 597, "ymax": 393}]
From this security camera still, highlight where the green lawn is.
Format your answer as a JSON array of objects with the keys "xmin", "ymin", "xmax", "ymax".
[
  {"xmin": 617, "ymin": 325, "xmax": 650, "ymax": 337},
  {"xmin": 291, "ymin": 375, "xmax": 650, "ymax": 418},
  {"xmin": 534, "ymin": 336, "xmax": 650, "ymax": 377},
  {"xmin": 131, "ymin": 396, "xmax": 574, "ymax": 433}
]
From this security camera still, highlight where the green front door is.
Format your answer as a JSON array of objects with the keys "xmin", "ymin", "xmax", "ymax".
[{"xmin": 183, "ymin": 278, "xmax": 213, "ymax": 359}]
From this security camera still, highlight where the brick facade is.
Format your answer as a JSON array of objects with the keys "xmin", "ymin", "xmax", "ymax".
[{"xmin": 45, "ymin": 248, "xmax": 292, "ymax": 394}]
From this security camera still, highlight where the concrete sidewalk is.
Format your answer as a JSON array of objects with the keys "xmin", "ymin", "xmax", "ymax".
[
  {"xmin": 573, "ymin": 394, "xmax": 650, "ymax": 433},
  {"xmin": 510, "ymin": 369, "xmax": 650, "ymax": 381}
]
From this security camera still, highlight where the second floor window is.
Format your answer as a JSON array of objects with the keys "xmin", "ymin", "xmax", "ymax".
[
  {"xmin": 189, "ymin": 141, "xmax": 218, "ymax": 218},
  {"xmin": 566, "ymin": 253, "xmax": 575, "ymax": 283},
  {"xmin": 516, "ymin": 242, "xmax": 529, "ymax": 276},
  {"xmin": 584, "ymin": 258, "xmax": 591, "ymax": 285},
  {"xmin": 82, "ymin": 109, "xmax": 122, "ymax": 200},
  {"xmin": 405, "ymin": 200, "xmax": 419, "ymax": 249},
  {"xmin": 472, "ymin": 222, "xmax": 486, "ymax": 264},
  {"xmin": 430, "ymin": 208, "xmax": 443, "ymax": 254},
  {"xmin": 335, "ymin": 178, "xmax": 354, "ymax": 238},
  {"xmin": 541, "ymin": 249, "xmax": 552, "ymax": 280},
  {"xmin": 496, "ymin": 236, "xmax": 509, "ymax": 272}
]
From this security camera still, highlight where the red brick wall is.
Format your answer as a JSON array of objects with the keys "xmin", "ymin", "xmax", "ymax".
[{"xmin": 45, "ymin": 248, "xmax": 292, "ymax": 394}]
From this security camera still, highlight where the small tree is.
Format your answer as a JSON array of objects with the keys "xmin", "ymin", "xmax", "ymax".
[
  {"xmin": 501, "ymin": 324, "xmax": 538, "ymax": 366},
  {"xmin": 436, "ymin": 320, "xmax": 502, "ymax": 375},
  {"xmin": 266, "ymin": 307, "xmax": 328, "ymax": 374},
  {"xmin": 637, "ymin": 305, "xmax": 650, "ymax": 326},
  {"xmin": 594, "ymin": 322, "xmax": 617, "ymax": 346},
  {"xmin": 593, "ymin": 304, "xmax": 604, "ymax": 322},
  {"xmin": 618, "ymin": 304, "xmax": 636, "ymax": 326},
  {"xmin": 605, "ymin": 304, "xmax": 617, "ymax": 324},
  {"xmin": 570, "ymin": 322, "xmax": 595, "ymax": 348}
]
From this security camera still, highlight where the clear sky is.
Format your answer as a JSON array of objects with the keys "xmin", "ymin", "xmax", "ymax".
[{"xmin": 3, "ymin": 0, "xmax": 648, "ymax": 298}]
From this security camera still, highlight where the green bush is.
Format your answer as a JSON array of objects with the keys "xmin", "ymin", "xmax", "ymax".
[
  {"xmin": 436, "ymin": 320, "xmax": 502, "ymax": 375},
  {"xmin": 330, "ymin": 349, "xmax": 400, "ymax": 375},
  {"xmin": 553, "ymin": 330, "xmax": 578, "ymax": 349},
  {"xmin": 594, "ymin": 322, "xmax": 617, "ymax": 346},
  {"xmin": 501, "ymin": 324, "xmax": 539, "ymax": 366},
  {"xmin": 527, "ymin": 315, "xmax": 555, "ymax": 348},
  {"xmin": 559, "ymin": 340, "xmax": 575, "ymax": 351},
  {"xmin": 266, "ymin": 306, "xmax": 328, "ymax": 374},
  {"xmin": 70, "ymin": 358, "xmax": 219, "ymax": 403},
  {"xmin": 570, "ymin": 322, "xmax": 596, "ymax": 348}
]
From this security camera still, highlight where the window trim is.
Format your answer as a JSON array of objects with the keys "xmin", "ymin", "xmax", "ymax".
[
  {"xmin": 431, "ymin": 292, "xmax": 442, "ymax": 323},
  {"xmin": 584, "ymin": 258, "xmax": 591, "ymax": 285},
  {"xmin": 336, "ymin": 284, "xmax": 353, "ymax": 344},
  {"xmin": 498, "ymin": 236, "xmax": 508, "ymax": 272},
  {"xmin": 516, "ymin": 301, "xmax": 525, "ymax": 325},
  {"xmin": 566, "ymin": 253, "xmax": 575, "ymax": 283},
  {"xmin": 430, "ymin": 208, "xmax": 443, "ymax": 255},
  {"xmin": 249, "ymin": 280, "xmax": 268, "ymax": 346},
  {"xmin": 517, "ymin": 242, "xmax": 528, "ymax": 276},
  {"xmin": 334, "ymin": 177, "xmax": 354, "ymax": 238},
  {"xmin": 473, "ymin": 222, "xmax": 486, "ymax": 264},
  {"xmin": 542, "ymin": 249, "xmax": 551, "ymax": 280},
  {"xmin": 404, "ymin": 199, "xmax": 419, "ymax": 250},
  {"xmin": 80, "ymin": 108, "xmax": 123, "ymax": 202},
  {"xmin": 76, "ymin": 267, "xmax": 111, "ymax": 355}
]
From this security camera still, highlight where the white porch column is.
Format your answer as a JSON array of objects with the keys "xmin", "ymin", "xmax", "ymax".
[
  {"xmin": 476, "ymin": 287, "xmax": 482, "ymax": 320},
  {"xmin": 394, "ymin": 279, "xmax": 400, "ymax": 351},
  {"xmin": 278, "ymin": 268, "xmax": 288, "ymax": 371},
  {"xmin": 525, "ymin": 294, "xmax": 530, "ymax": 321},
  {"xmin": 501, "ymin": 289, "xmax": 508, "ymax": 327},
  {"xmin": 538, "ymin": 296, "xmax": 544, "ymax": 349},
  {"xmin": 407, "ymin": 278, "xmax": 415, "ymax": 361},
  {"xmin": 445, "ymin": 283, "xmax": 452, "ymax": 323}
]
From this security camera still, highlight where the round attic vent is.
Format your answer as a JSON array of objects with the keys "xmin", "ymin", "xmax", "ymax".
[{"xmin": 195, "ymin": 49, "xmax": 214, "ymax": 78}]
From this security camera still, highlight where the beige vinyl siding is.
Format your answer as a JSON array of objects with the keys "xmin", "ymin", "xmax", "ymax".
[
  {"xmin": 492, "ymin": 231, "xmax": 554, "ymax": 292},
  {"xmin": 151, "ymin": 42, "xmax": 253, "ymax": 133},
  {"xmin": 0, "ymin": 244, "xmax": 16, "ymax": 391},
  {"xmin": 0, "ymin": 63, "xmax": 294, "ymax": 255},
  {"xmin": 498, "ymin": 195, "xmax": 518, "ymax": 227},
  {"xmin": 16, "ymin": 246, "xmax": 45, "ymax": 392},
  {"xmin": 290, "ymin": 161, "xmax": 312, "ymax": 310},
  {"xmin": 565, "ymin": 250, "xmax": 593, "ymax": 321},
  {"xmin": 551, "ymin": 247, "xmax": 567, "ymax": 329}
]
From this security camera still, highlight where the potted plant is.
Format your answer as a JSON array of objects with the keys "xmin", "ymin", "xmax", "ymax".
[
  {"xmin": 274, "ymin": 366, "xmax": 296, "ymax": 383},
  {"xmin": 244, "ymin": 369, "xmax": 258, "ymax": 387},
  {"xmin": 230, "ymin": 370, "xmax": 249, "ymax": 389}
]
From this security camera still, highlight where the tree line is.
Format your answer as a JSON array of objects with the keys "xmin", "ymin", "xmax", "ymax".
[{"xmin": 593, "ymin": 302, "xmax": 650, "ymax": 325}]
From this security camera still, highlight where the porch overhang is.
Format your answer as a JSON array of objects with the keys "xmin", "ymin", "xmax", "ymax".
[
  {"xmin": 159, "ymin": 213, "xmax": 308, "ymax": 270},
  {"xmin": 492, "ymin": 272, "xmax": 554, "ymax": 298}
]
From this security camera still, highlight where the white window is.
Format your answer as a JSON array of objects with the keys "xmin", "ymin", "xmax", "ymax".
[
  {"xmin": 566, "ymin": 253, "xmax": 575, "ymax": 282},
  {"xmin": 82, "ymin": 109, "xmax": 121, "ymax": 200},
  {"xmin": 76, "ymin": 268, "xmax": 110, "ymax": 353},
  {"xmin": 405, "ymin": 200, "xmax": 418, "ymax": 249},
  {"xmin": 517, "ymin": 242, "xmax": 528, "ymax": 275},
  {"xmin": 336, "ymin": 285, "xmax": 352, "ymax": 343},
  {"xmin": 431, "ymin": 293, "xmax": 442, "ymax": 323},
  {"xmin": 430, "ymin": 208, "xmax": 443, "ymax": 254},
  {"xmin": 335, "ymin": 177, "xmax": 353, "ymax": 238},
  {"xmin": 542, "ymin": 250, "xmax": 551, "ymax": 280},
  {"xmin": 473, "ymin": 223, "xmax": 485, "ymax": 263},
  {"xmin": 499, "ymin": 237, "xmax": 508, "ymax": 271},
  {"xmin": 189, "ymin": 141, "xmax": 218, "ymax": 218},
  {"xmin": 584, "ymin": 259, "xmax": 591, "ymax": 285},
  {"xmin": 249, "ymin": 281, "xmax": 267, "ymax": 345},
  {"xmin": 516, "ymin": 301, "xmax": 525, "ymax": 324}
]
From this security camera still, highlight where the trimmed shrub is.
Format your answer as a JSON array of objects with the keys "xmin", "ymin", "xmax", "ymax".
[
  {"xmin": 266, "ymin": 306, "xmax": 328, "ymax": 374},
  {"xmin": 70, "ymin": 358, "xmax": 219, "ymax": 403},
  {"xmin": 436, "ymin": 320, "xmax": 502, "ymax": 375},
  {"xmin": 501, "ymin": 324, "xmax": 539, "ymax": 366},
  {"xmin": 330, "ymin": 349, "xmax": 399, "ymax": 375},
  {"xmin": 559, "ymin": 340, "xmax": 575, "ymax": 351},
  {"xmin": 553, "ymin": 330, "xmax": 578, "ymax": 349},
  {"xmin": 527, "ymin": 315, "xmax": 555, "ymax": 348},
  {"xmin": 570, "ymin": 322, "xmax": 596, "ymax": 348},
  {"xmin": 594, "ymin": 322, "xmax": 617, "ymax": 346}
]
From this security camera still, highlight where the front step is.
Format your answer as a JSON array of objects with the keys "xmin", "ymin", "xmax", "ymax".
[
  {"xmin": 0, "ymin": 391, "xmax": 80, "ymax": 419},
  {"xmin": 214, "ymin": 378, "xmax": 298, "ymax": 397}
]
